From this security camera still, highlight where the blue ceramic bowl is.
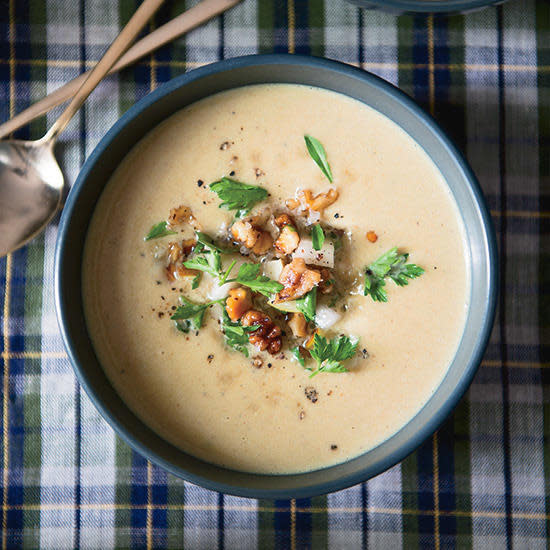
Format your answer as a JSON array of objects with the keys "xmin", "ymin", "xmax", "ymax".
[
  {"xmin": 55, "ymin": 54, "xmax": 497, "ymax": 499},
  {"xmin": 347, "ymin": 0, "xmax": 505, "ymax": 13}
]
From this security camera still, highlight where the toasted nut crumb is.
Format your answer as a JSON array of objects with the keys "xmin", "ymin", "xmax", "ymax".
[
  {"xmin": 286, "ymin": 189, "xmax": 339, "ymax": 214},
  {"xmin": 288, "ymin": 313, "xmax": 308, "ymax": 338},
  {"xmin": 242, "ymin": 310, "xmax": 282, "ymax": 355},
  {"xmin": 299, "ymin": 411, "xmax": 306, "ymax": 420},
  {"xmin": 274, "ymin": 225, "xmax": 300, "ymax": 255},
  {"xmin": 220, "ymin": 141, "xmax": 230, "ymax": 150},
  {"xmin": 366, "ymin": 231, "xmax": 378, "ymax": 243},
  {"xmin": 168, "ymin": 205, "xmax": 200, "ymax": 229},
  {"xmin": 231, "ymin": 220, "xmax": 273, "ymax": 255},
  {"xmin": 225, "ymin": 288, "xmax": 253, "ymax": 322},
  {"xmin": 274, "ymin": 213, "xmax": 294, "ymax": 228},
  {"xmin": 274, "ymin": 258, "xmax": 321, "ymax": 302},
  {"xmin": 252, "ymin": 356, "xmax": 263, "ymax": 368}
]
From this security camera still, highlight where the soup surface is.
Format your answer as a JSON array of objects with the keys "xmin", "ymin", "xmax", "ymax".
[{"xmin": 82, "ymin": 84, "xmax": 469, "ymax": 474}]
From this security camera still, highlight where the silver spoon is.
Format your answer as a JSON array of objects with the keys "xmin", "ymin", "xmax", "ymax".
[{"xmin": 0, "ymin": 0, "xmax": 165, "ymax": 258}]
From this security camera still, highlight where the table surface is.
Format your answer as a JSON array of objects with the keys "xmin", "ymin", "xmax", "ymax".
[{"xmin": 0, "ymin": 0, "xmax": 548, "ymax": 548}]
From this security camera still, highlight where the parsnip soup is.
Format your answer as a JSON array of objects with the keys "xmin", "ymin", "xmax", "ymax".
[{"xmin": 82, "ymin": 84, "xmax": 469, "ymax": 475}]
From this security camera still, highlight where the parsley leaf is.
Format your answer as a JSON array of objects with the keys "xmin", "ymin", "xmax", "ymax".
[
  {"xmin": 191, "ymin": 273, "xmax": 201, "ymax": 290},
  {"xmin": 364, "ymin": 247, "xmax": 424, "ymax": 302},
  {"xmin": 291, "ymin": 346, "xmax": 306, "ymax": 367},
  {"xmin": 209, "ymin": 177, "xmax": 268, "ymax": 218},
  {"xmin": 304, "ymin": 135, "xmax": 333, "ymax": 182},
  {"xmin": 308, "ymin": 333, "xmax": 358, "ymax": 378},
  {"xmin": 144, "ymin": 221, "xmax": 177, "ymax": 241},
  {"xmin": 226, "ymin": 263, "xmax": 284, "ymax": 297},
  {"xmin": 218, "ymin": 259, "xmax": 237, "ymax": 286},
  {"xmin": 183, "ymin": 252, "xmax": 221, "ymax": 278},
  {"xmin": 296, "ymin": 287, "xmax": 317, "ymax": 323},
  {"xmin": 221, "ymin": 307, "xmax": 260, "ymax": 357},
  {"xmin": 195, "ymin": 231, "xmax": 233, "ymax": 254},
  {"xmin": 311, "ymin": 224, "xmax": 325, "ymax": 251},
  {"xmin": 170, "ymin": 296, "xmax": 222, "ymax": 330}
]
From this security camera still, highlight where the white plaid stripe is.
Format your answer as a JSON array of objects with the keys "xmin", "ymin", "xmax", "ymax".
[
  {"xmin": 324, "ymin": 0, "xmax": 360, "ymax": 65},
  {"xmin": 327, "ymin": 485, "xmax": 365, "ymax": 549}
]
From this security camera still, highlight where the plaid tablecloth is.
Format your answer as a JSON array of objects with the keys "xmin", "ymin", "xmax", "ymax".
[{"xmin": 0, "ymin": 0, "xmax": 548, "ymax": 547}]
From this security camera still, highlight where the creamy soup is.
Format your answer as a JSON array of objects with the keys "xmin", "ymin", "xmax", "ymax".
[{"xmin": 82, "ymin": 84, "xmax": 469, "ymax": 475}]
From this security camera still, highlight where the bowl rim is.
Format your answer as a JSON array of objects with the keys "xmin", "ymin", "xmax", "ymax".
[
  {"xmin": 348, "ymin": 0, "xmax": 503, "ymax": 13},
  {"xmin": 55, "ymin": 53, "xmax": 498, "ymax": 499}
]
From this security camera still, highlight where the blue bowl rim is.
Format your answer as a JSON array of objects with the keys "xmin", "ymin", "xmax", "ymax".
[
  {"xmin": 55, "ymin": 53, "xmax": 498, "ymax": 499},
  {"xmin": 349, "ymin": 0, "xmax": 502, "ymax": 12}
]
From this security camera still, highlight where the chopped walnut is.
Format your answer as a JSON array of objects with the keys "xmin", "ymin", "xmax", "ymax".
[
  {"xmin": 288, "ymin": 312, "xmax": 308, "ymax": 338},
  {"xmin": 165, "ymin": 264, "xmax": 199, "ymax": 282},
  {"xmin": 165, "ymin": 240, "xmax": 199, "ymax": 282},
  {"xmin": 225, "ymin": 287, "xmax": 253, "ymax": 322},
  {"xmin": 286, "ymin": 189, "xmax": 339, "ymax": 214},
  {"xmin": 168, "ymin": 205, "xmax": 200, "ymax": 229},
  {"xmin": 241, "ymin": 310, "xmax": 282, "ymax": 355},
  {"xmin": 273, "ymin": 258, "xmax": 321, "ymax": 303},
  {"xmin": 274, "ymin": 213, "xmax": 294, "ymax": 228},
  {"xmin": 231, "ymin": 220, "xmax": 273, "ymax": 255},
  {"xmin": 252, "ymin": 231, "xmax": 273, "ymax": 255},
  {"xmin": 274, "ymin": 225, "xmax": 300, "ymax": 256}
]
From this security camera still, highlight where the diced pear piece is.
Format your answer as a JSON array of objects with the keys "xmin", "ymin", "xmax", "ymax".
[{"xmin": 293, "ymin": 237, "xmax": 334, "ymax": 268}]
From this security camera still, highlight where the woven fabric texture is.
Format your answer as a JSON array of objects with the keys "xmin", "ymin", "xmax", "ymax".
[{"xmin": 0, "ymin": 0, "xmax": 548, "ymax": 548}]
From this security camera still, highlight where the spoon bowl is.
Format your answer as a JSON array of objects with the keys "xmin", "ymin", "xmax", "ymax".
[
  {"xmin": 0, "ymin": 140, "xmax": 63, "ymax": 255},
  {"xmin": 0, "ymin": 0, "xmax": 165, "ymax": 258}
]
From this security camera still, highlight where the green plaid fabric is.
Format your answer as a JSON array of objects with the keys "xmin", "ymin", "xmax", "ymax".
[{"xmin": 0, "ymin": 0, "xmax": 548, "ymax": 547}]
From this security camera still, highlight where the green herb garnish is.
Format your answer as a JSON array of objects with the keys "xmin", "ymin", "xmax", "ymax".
[
  {"xmin": 171, "ymin": 296, "xmax": 223, "ymax": 330},
  {"xmin": 224, "ymin": 263, "xmax": 284, "ymax": 297},
  {"xmin": 364, "ymin": 247, "xmax": 424, "ymax": 302},
  {"xmin": 296, "ymin": 287, "xmax": 317, "ymax": 323},
  {"xmin": 291, "ymin": 346, "xmax": 306, "ymax": 367},
  {"xmin": 308, "ymin": 333, "xmax": 358, "ymax": 378},
  {"xmin": 191, "ymin": 273, "xmax": 201, "ymax": 290},
  {"xmin": 144, "ymin": 221, "xmax": 177, "ymax": 241},
  {"xmin": 195, "ymin": 231, "xmax": 233, "ymax": 254},
  {"xmin": 221, "ymin": 308, "xmax": 260, "ymax": 357},
  {"xmin": 209, "ymin": 177, "xmax": 269, "ymax": 218},
  {"xmin": 174, "ymin": 320, "xmax": 191, "ymax": 333},
  {"xmin": 304, "ymin": 135, "xmax": 333, "ymax": 182},
  {"xmin": 311, "ymin": 224, "xmax": 325, "ymax": 251},
  {"xmin": 219, "ymin": 259, "xmax": 237, "ymax": 286},
  {"xmin": 183, "ymin": 252, "xmax": 221, "ymax": 278}
]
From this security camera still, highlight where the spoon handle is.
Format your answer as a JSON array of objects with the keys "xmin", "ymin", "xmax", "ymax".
[
  {"xmin": 41, "ymin": 0, "xmax": 165, "ymax": 144},
  {"xmin": 0, "ymin": 0, "xmax": 241, "ymax": 141}
]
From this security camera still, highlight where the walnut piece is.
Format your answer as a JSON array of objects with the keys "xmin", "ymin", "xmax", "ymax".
[
  {"xmin": 273, "ymin": 258, "xmax": 321, "ymax": 303},
  {"xmin": 286, "ymin": 189, "xmax": 339, "ymax": 213},
  {"xmin": 274, "ymin": 225, "xmax": 300, "ymax": 256},
  {"xmin": 168, "ymin": 205, "xmax": 200, "ymax": 229},
  {"xmin": 241, "ymin": 310, "xmax": 282, "ymax": 355},
  {"xmin": 165, "ymin": 240, "xmax": 199, "ymax": 282},
  {"xmin": 274, "ymin": 213, "xmax": 294, "ymax": 228},
  {"xmin": 231, "ymin": 220, "xmax": 273, "ymax": 255},
  {"xmin": 288, "ymin": 312, "xmax": 308, "ymax": 338},
  {"xmin": 225, "ymin": 287, "xmax": 253, "ymax": 322}
]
